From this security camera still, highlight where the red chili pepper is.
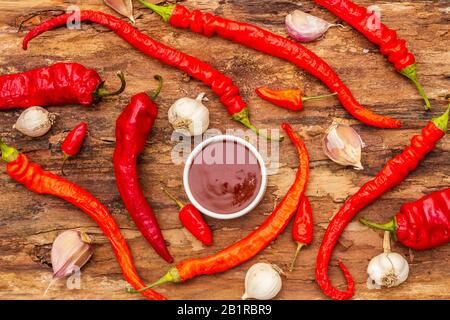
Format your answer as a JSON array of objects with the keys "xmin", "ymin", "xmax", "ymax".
[
  {"xmin": 290, "ymin": 196, "xmax": 313, "ymax": 271},
  {"xmin": 61, "ymin": 122, "xmax": 87, "ymax": 176},
  {"xmin": 0, "ymin": 141, "xmax": 165, "ymax": 300},
  {"xmin": 0, "ymin": 63, "xmax": 125, "ymax": 110},
  {"xmin": 130, "ymin": 122, "xmax": 309, "ymax": 293},
  {"xmin": 256, "ymin": 87, "xmax": 337, "ymax": 111},
  {"xmin": 162, "ymin": 187, "xmax": 213, "ymax": 246},
  {"xmin": 139, "ymin": 2, "xmax": 401, "ymax": 129},
  {"xmin": 313, "ymin": 0, "xmax": 430, "ymax": 110},
  {"xmin": 114, "ymin": 76, "xmax": 173, "ymax": 263},
  {"xmin": 360, "ymin": 188, "xmax": 450, "ymax": 250},
  {"xmin": 316, "ymin": 107, "xmax": 449, "ymax": 300},
  {"xmin": 22, "ymin": 11, "xmax": 277, "ymax": 141}
]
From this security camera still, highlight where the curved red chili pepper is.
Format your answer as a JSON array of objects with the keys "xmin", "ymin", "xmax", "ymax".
[
  {"xmin": 22, "ymin": 11, "xmax": 276, "ymax": 140},
  {"xmin": 162, "ymin": 187, "xmax": 213, "ymax": 246},
  {"xmin": 61, "ymin": 122, "xmax": 87, "ymax": 175},
  {"xmin": 360, "ymin": 188, "xmax": 450, "ymax": 250},
  {"xmin": 316, "ymin": 107, "xmax": 449, "ymax": 300},
  {"xmin": 313, "ymin": 0, "xmax": 431, "ymax": 110},
  {"xmin": 130, "ymin": 122, "xmax": 309, "ymax": 293},
  {"xmin": 256, "ymin": 87, "xmax": 337, "ymax": 111},
  {"xmin": 0, "ymin": 142, "xmax": 165, "ymax": 300},
  {"xmin": 139, "ymin": 2, "xmax": 401, "ymax": 129},
  {"xmin": 0, "ymin": 63, "xmax": 125, "ymax": 109},
  {"xmin": 114, "ymin": 76, "xmax": 173, "ymax": 263},
  {"xmin": 290, "ymin": 196, "xmax": 313, "ymax": 271}
]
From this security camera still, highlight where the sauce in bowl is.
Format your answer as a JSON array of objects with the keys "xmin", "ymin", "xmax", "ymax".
[{"xmin": 186, "ymin": 138, "xmax": 264, "ymax": 216}]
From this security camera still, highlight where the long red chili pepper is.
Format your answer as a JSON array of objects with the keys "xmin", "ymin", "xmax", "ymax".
[
  {"xmin": 139, "ymin": 2, "xmax": 401, "ymax": 129},
  {"xmin": 22, "ymin": 11, "xmax": 276, "ymax": 140},
  {"xmin": 113, "ymin": 76, "xmax": 173, "ymax": 263},
  {"xmin": 256, "ymin": 87, "xmax": 337, "ymax": 111},
  {"xmin": 61, "ymin": 122, "xmax": 87, "ymax": 176},
  {"xmin": 129, "ymin": 122, "xmax": 309, "ymax": 293},
  {"xmin": 360, "ymin": 188, "xmax": 450, "ymax": 250},
  {"xmin": 313, "ymin": 0, "xmax": 431, "ymax": 110},
  {"xmin": 0, "ymin": 63, "xmax": 125, "ymax": 110},
  {"xmin": 316, "ymin": 107, "xmax": 449, "ymax": 300},
  {"xmin": 290, "ymin": 196, "xmax": 313, "ymax": 271},
  {"xmin": 162, "ymin": 187, "xmax": 213, "ymax": 246},
  {"xmin": 0, "ymin": 141, "xmax": 165, "ymax": 300}
]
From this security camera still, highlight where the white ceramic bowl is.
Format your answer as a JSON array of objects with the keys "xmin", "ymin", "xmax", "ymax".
[{"xmin": 183, "ymin": 135, "xmax": 267, "ymax": 220}]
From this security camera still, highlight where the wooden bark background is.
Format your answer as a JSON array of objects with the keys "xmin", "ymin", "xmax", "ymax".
[{"xmin": 0, "ymin": 0, "xmax": 449, "ymax": 300}]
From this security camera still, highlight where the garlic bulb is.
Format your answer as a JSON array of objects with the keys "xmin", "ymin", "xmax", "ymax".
[
  {"xmin": 367, "ymin": 231, "xmax": 409, "ymax": 289},
  {"xmin": 242, "ymin": 263, "xmax": 282, "ymax": 300},
  {"xmin": 168, "ymin": 93, "xmax": 210, "ymax": 136},
  {"xmin": 13, "ymin": 106, "xmax": 56, "ymax": 138},
  {"xmin": 322, "ymin": 123, "xmax": 364, "ymax": 170},
  {"xmin": 51, "ymin": 230, "xmax": 93, "ymax": 279},
  {"xmin": 286, "ymin": 10, "xmax": 343, "ymax": 42}
]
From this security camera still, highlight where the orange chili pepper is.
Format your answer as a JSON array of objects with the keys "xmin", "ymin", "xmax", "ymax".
[{"xmin": 256, "ymin": 87, "xmax": 337, "ymax": 111}]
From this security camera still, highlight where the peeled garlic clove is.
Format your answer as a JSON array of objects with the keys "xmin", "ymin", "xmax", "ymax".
[
  {"xmin": 104, "ymin": 0, "xmax": 135, "ymax": 23},
  {"xmin": 13, "ymin": 106, "xmax": 56, "ymax": 138},
  {"xmin": 242, "ymin": 263, "xmax": 282, "ymax": 300},
  {"xmin": 51, "ymin": 230, "xmax": 93, "ymax": 279},
  {"xmin": 168, "ymin": 93, "xmax": 210, "ymax": 136},
  {"xmin": 286, "ymin": 10, "xmax": 341, "ymax": 42},
  {"xmin": 322, "ymin": 123, "xmax": 364, "ymax": 170}
]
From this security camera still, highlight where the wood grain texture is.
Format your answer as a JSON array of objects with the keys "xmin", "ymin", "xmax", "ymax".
[{"xmin": 0, "ymin": 0, "xmax": 449, "ymax": 300}]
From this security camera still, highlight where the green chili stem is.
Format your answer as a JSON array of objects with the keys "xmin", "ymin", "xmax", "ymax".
[
  {"xmin": 0, "ymin": 140, "xmax": 19, "ymax": 163},
  {"xmin": 400, "ymin": 64, "xmax": 431, "ymax": 111},
  {"xmin": 161, "ymin": 186, "xmax": 185, "ymax": 209},
  {"xmin": 139, "ymin": 1, "xmax": 175, "ymax": 22},
  {"xmin": 431, "ymin": 105, "xmax": 450, "ymax": 132},
  {"xmin": 127, "ymin": 267, "xmax": 181, "ymax": 294},
  {"xmin": 359, "ymin": 218, "xmax": 396, "ymax": 233},
  {"xmin": 150, "ymin": 75, "xmax": 163, "ymax": 100},
  {"xmin": 231, "ymin": 108, "xmax": 284, "ymax": 141},
  {"xmin": 94, "ymin": 71, "xmax": 126, "ymax": 99},
  {"xmin": 61, "ymin": 153, "xmax": 70, "ymax": 176},
  {"xmin": 302, "ymin": 92, "xmax": 337, "ymax": 102},
  {"xmin": 289, "ymin": 242, "xmax": 305, "ymax": 272}
]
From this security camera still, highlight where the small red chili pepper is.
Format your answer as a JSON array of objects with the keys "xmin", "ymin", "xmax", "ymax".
[
  {"xmin": 22, "ymin": 11, "xmax": 278, "ymax": 141},
  {"xmin": 313, "ymin": 0, "xmax": 431, "ymax": 110},
  {"xmin": 162, "ymin": 187, "xmax": 213, "ymax": 246},
  {"xmin": 0, "ymin": 141, "xmax": 165, "ymax": 300},
  {"xmin": 114, "ymin": 76, "xmax": 173, "ymax": 263},
  {"xmin": 130, "ymin": 122, "xmax": 309, "ymax": 293},
  {"xmin": 256, "ymin": 87, "xmax": 337, "ymax": 111},
  {"xmin": 360, "ymin": 188, "xmax": 450, "ymax": 250},
  {"xmin": 316, "ymin": 106, "xmax": 449, "ymax": 300},
  {"xmin": 139, "ymin": 2, "xmax": 401, "ymax": 129},
  {"xmin": 290, "ymin": 196, "xmax": 313, "ymax": 271},
  {"xmin": 0, "ymin": 63, "xmax": 125, "ymax": 109},
  {"xmin": 61, "ymin": 122, "xmax": 87, "ymax": 176}
]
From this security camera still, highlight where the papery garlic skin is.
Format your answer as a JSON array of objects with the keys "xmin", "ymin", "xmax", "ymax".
[
  {"xmin": 286, "ymin": 10, "xmax": 339, "ymax": 42},
  {"xmin": 51, "ymin": 230, "xmax": 93, "ymax": 279},
  {"xmin": 367, "ymin": 252, "xmax": 409, "ymax": 289},
  {"xmin": 13, "ymin": 106, "xmax": 56, "ymax": 138},
  {"xmin": 242, "ymin": 263, "xmax": 282, "ymax": 300},
  {"xmin": 322, "ymin": 123, "xmax": 364, "ymax": 170},
  {"xmin": 104, "ymin": 0, "xmax": 135, "ymax": 23},
  {"xmin": 168, "ymin": 93, "xmax": 210, "ymax": 136}
]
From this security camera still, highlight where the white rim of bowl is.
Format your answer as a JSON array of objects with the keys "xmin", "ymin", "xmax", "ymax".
[{"xmin": 183, "ymin": 135, "xmax": 267, "ymax": 220}]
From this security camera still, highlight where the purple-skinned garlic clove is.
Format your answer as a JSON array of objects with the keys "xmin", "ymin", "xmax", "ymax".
[{"xmin": 285, "ymin": 10, "xmax": 342, "ymax": 42}]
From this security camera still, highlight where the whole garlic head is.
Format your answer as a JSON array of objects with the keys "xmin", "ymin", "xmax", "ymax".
[
  {"xmin": 242, "ymin": 263, "xmax": 282, "ymax": 300},
  {"xmin": 13, "ymin": 106, "xmax": 56, "ymax": 138},
  {"xmin": 168, "ymin": 93, "xmax": 210, "ymax": 136}
]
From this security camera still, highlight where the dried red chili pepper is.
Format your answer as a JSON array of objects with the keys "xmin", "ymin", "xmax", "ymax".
[
  {"xmin": 256, "ymin": 87, "xmax": 337, "ymax": 111},
  {"xmin": 0, "ymin": 141, "xmax": 165, "ymax": 300},
  {"xmin": 360, "ymin": 188, "xmax": 450, "ymax": 250},
  {"xmin": 162, "ymin": 187, "xmax": 213, "ymax": 246},
  {"xmin": 316, "ymin": 107, "xmax": 449, "ymax": 300},
  {"xmin": 313, "ymin": 0, "xmax": 431, "ymax": 110},
  {"xmin": 61, "ymin": 122, "xmax": 87, "ymax": 176},
  {"xmin": 290, "ymin": 196, "xmax": 313, "ymax": 271},
  {"xmin": 139, "ymin": 2, "xmax": 401, "ymax": 129},
  {"xmin": 0, "ymin": 63, "xmax": 125, "ymax": 110},
  {"xmin": 129, "ymin": 122, "xmax": 309, "ymax": 293},
  {"xmin": 22, "ymin": 11, "xmax": 277, "ymax": 140},
  {"xmin": 114, "ymin": 76, "xmax": 173, "ymax": 263}
]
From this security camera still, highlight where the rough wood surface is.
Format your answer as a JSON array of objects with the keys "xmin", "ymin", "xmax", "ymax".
[{"xmin": 0, "ymin": 0, "xmax": 448, "ymax": 300}]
